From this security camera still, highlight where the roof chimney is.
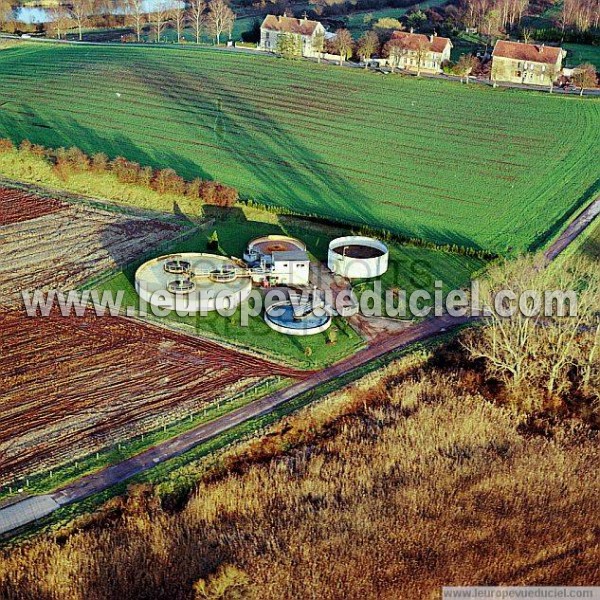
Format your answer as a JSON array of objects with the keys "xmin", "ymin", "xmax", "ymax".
[
  {"xmin": 540, "ymin": 43, "xmax": 545, "ymax": 52},
  {"xmin": 429, "ymin": 34, "xmax": 434, "ymax": 43},
  {"xmin": 410, "ymin": 26, "xmax": 414, "ymax": 34}
]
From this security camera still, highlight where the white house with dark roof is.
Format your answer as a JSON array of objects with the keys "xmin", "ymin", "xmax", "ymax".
[{"xmin": 260, "ymin": 15, "xmax": 326, "ymax": 58}]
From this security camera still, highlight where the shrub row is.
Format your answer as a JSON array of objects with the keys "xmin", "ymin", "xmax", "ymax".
[{"xmin": 0, "ymin": 138, "xmax": 239, "ymax": 207}]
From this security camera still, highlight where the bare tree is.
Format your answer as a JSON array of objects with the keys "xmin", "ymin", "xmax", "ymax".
[
  {"xmin": 125, "ymin": 0, "xmax": 147, "ymax": 42},
  {"xmin": 69, "ymin": 0, "xmax": 93, "ymax": 40},
  {"xmin": 188, "ymin": 0, "xmax": 205, "ymax": 44},
  {"xmin": 383, "ymin": 38, "xmax": 406, "ymax": 72},
  {"xmin": 414, "ymin": 36, "xmax": 430, "ymax": 77},
  {"xmin": 207, "ymin": 0, "xmax": 235, "ymax": 45},
  {"xmin": 48, "ymin": 5, "xmax": 72, "ymax": 39},
  {"xmin": 572, "ymin": 63, "xmax": 598, "ymax": 96},
  {"xmin": 333, "ymin": 28, "xmax": 353, "ymax": 66},
  {"xmin": 463, "ymin": 255, "xmax": 600, "ymax": 409},
  {"xmin": 453, "ymin": 53, "xmax": 478, "ymax": 83},
  {"xmin": 172, "ymin": 0, "xmax": 186, "ymax": 42},
  {"xmin": 153, "ymin": 0, "xmax": 171, "ymax": 42},
  {"xmin": 357, "ymin": 31, "xmax": 379, "ymax": 69},
  {"xmin": 312, "ymin": 30, "xmax": 325, "ymax": 63}
]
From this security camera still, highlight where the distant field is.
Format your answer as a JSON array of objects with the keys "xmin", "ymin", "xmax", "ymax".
[
  {"xmin": 343, "ymin": 1, "xmax": 448, "ymax": 36},
  {"xmin": 564, "ymin": 43, "xmax": 600, "ymax": 69},
  {"xmin": 0, "ymin": 43, "xmax": 598, "ymax": 254}
]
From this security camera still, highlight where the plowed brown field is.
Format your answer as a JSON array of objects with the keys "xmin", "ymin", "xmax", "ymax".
[
  {"xmin": 0, "ymin": 186, "xmax": 185, "ymax": 307},
  {"xmin": 0, "ymin": 187, "xmax": 306, "ymax": 485}
]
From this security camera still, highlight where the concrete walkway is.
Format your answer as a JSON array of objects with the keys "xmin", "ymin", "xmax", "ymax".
[
  {"xmin": 1, "ymin": 195, "xmax": 598, "ymax": 537},
  {"xmin": 0, "ymin": 496, "xmax": 59, "ymax": 536}
]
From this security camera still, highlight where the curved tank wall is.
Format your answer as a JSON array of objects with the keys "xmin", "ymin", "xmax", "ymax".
[
  {"xmin": 264, "ymin": 300, "xmax": 332, "ymax": 336},
  {"xmin": 327, "ymin": 236, "xmax": 389, "ymax": 279},
  {"xmin": 135, "ymin": 253, "xmax": 252, "ymax": 313}
]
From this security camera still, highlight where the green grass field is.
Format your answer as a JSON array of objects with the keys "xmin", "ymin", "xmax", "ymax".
[
  {"xmin": 564, "ymin": 43, "xmax": 600, "ymax": 70},
  {"xmin": 575, "ymin": 217, "xmax": 600, "ymax": 259},
  {"xmin": 87, "ymin": 206, "xmax": 485, "ymax": 365},
  {"xmin": 343, "ymin": 1, "xmax": 448, "ymax": 36},
  {"xmin": 0, "ymin": 43, "xmax": 598, "ymax": 255}
]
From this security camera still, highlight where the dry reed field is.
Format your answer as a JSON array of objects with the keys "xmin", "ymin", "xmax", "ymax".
[{"xmin": 0, "ymin": 346, "xmax": 597, "ymax": 600}]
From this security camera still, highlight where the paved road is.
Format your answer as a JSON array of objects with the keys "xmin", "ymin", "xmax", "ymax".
[
  {"xmin": 544, "ymin": 198, "xmax": 600, "ymax": 262},
  {"xmin": 1, "ymin": 196, "xmax": 598, "ymax": 536}
]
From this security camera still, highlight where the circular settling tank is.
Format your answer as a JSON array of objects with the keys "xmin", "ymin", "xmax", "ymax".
[
  {"xmin": 247, "ymin": 235, "xmax": 306, "ymax": 256},
  {"xmin": 327, "ymin": 236, "xmax": 389, "ymax": 279},
  {"xmin": 135, "ymin": 253, "xmax": 251, "ymax": 313},
  {"xmin": 264, "ymin": 297, "xmax": 332, "ymax": 336}
]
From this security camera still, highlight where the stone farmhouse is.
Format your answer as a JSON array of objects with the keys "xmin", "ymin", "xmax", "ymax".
[
  {"xmin": 384, "ymin": 31, "xmax": 453, "ymax": 74},
  {"xmin": 491, "ymin": 40, "xmax": 565, "ymax": 86},
  {"xmin": 259, "ymin": 15, "xmax": 326, "ymax": 58}
]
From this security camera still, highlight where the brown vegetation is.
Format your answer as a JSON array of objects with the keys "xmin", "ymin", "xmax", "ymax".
[
  {"xmin": 0, "ymin": 331, "xmax": 597, "ymax": 598},
  {"xmin": 464, "ymin": 255, "xmax": 600, "ymax": 416},
  {"xmin": 2, "ymin": 139, "xmax": 239, "ymax": 208},
  {"xmin": 0, "ymin": 308, "xmax": 304, "ymax": 486}
]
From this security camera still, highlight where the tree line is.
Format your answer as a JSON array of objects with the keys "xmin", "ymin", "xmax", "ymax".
[{"xmin": 43, "ymin": 0, "xmax": 236, "ymax": 43}]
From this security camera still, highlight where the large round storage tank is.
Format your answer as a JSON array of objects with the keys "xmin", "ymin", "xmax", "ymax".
[{"xmin": 327, "ymin": 236, "xmax": 389, "ymax": 279}]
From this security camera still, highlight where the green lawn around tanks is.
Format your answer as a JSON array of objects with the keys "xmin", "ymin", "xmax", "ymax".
[
  {"xmin": 87, "ymin": 205, "xmax": 487, "ymax": 366},
  {"xmin": 0, "ymin": 43, "xmax": 598, "ymax": 256}
]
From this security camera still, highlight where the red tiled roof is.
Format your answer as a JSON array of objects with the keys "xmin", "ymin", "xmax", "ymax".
[
  {"xmin": 492, "ymin": 40, "xmax": 563, "ymax": 65},
  {"xmin": 261, "ymin": 15, "xmax": 321, "ymax": 36},
  {"xmin": 390, "ymin": 31, "xmax": 451, "ymax": 54}
]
